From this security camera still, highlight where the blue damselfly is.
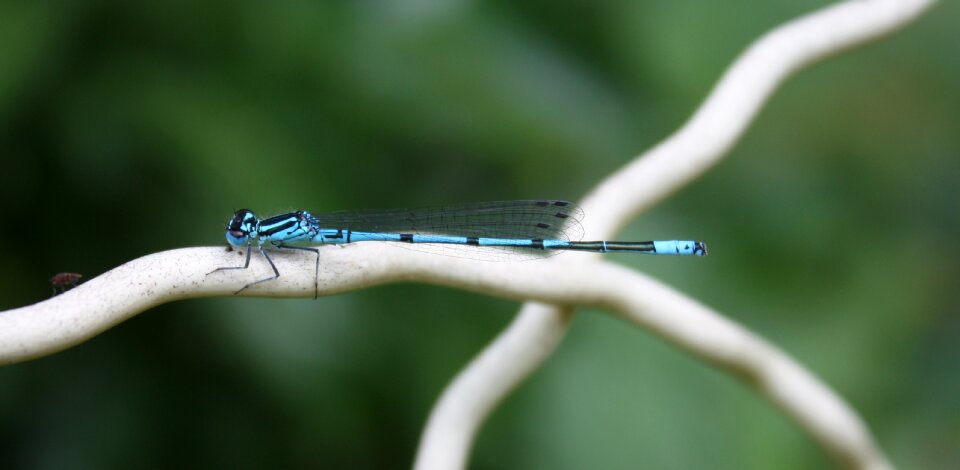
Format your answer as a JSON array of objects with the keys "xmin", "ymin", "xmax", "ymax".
[{"xmin": 209, "ymin": 200, "xmax": 707, "ymax": 296}]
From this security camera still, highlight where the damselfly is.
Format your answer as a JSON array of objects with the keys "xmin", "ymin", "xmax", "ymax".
[{"xmin": 209, "ymin": 200, "xmax": 707, "ymax": 296}]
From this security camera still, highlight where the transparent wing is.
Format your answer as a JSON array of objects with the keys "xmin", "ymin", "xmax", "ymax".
[{"xmin": 314, "ymin": 200, "xmax": 585, "ymax": 261}]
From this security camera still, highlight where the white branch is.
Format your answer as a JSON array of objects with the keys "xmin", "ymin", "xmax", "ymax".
[
  {"xmin": 0, "ymin": 1, "xmax": 935, "ymax": 469},
  {"xmin": 0, "ymin": 248, "xmax": 588, "ymax": 363},
  {"xmin": 0, "ymin": 244, "xmax": 896, "ymax": 470},
  {"xmin": 416, "ymin": 1, "xmax": 935, "ymax": 469}
]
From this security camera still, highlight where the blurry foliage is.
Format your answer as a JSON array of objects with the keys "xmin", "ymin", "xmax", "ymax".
[{"xmin": 0, "ymin": 1, "xmax": 957, "ymax": 469}]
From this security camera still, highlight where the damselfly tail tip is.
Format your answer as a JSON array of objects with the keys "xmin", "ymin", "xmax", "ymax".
[{"xmin": 694, "ymin": 241, "xmax": 708, "ymax": 256}]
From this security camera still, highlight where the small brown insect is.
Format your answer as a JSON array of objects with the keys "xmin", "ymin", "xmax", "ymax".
[{"xmin": 50, "ymin": 272, "xmax": 83, "ymax": 296}]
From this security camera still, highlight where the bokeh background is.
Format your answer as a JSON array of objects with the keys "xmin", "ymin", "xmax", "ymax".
[{"xmin": 0, "ymin": 1, "xmax": 957, "ymax": 468}]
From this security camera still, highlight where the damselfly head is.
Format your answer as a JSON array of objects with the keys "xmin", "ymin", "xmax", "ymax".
[{"xmin": 225, "ymin": 209, "xmax": 258, "ymax": 246}]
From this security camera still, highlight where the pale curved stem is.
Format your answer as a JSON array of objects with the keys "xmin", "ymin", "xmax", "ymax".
[
  {"xmin": 414, "ymin": 302, "xmax": 572, "ymax": 470},
  {"xmin": 416, "ymin": 1, "xmax": 935, "ymax": 469},
  {"xmin": 0, "ymin": 244, "xmax": 894, "ymax": 470},
  {"xmin": 0, "ymin": 1, "xmax": 936, "ymax": 469},
  {"xmin": 0, "ymin": 247, "xmax": 584, "ymax": 364}
]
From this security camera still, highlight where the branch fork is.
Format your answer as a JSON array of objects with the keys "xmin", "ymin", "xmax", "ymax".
[{"xmin": 0, "ymin": 1, "xmax": 936, "ymax": 469}]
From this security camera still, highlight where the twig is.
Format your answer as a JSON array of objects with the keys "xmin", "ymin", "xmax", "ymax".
[
  {"xmin": 415, "ymin": 1, "xmax": 936, "ymax": 469},
  {"xmin": 0, "ymin": 1, "xmax": 936, "ymax": 468},
  {"xmin": 0, "ymin": 243, "xmax": 895, "ymax": 470}
]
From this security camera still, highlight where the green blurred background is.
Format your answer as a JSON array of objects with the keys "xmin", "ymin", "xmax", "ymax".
[{"xmin": 0, "ymin": 1, "xmax": 957, "ymax": 468}]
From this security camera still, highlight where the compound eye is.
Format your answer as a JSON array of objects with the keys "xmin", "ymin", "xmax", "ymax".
[{"xmin": 228, "ymin": 229, "xmax": 246, "ymax": 238}]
